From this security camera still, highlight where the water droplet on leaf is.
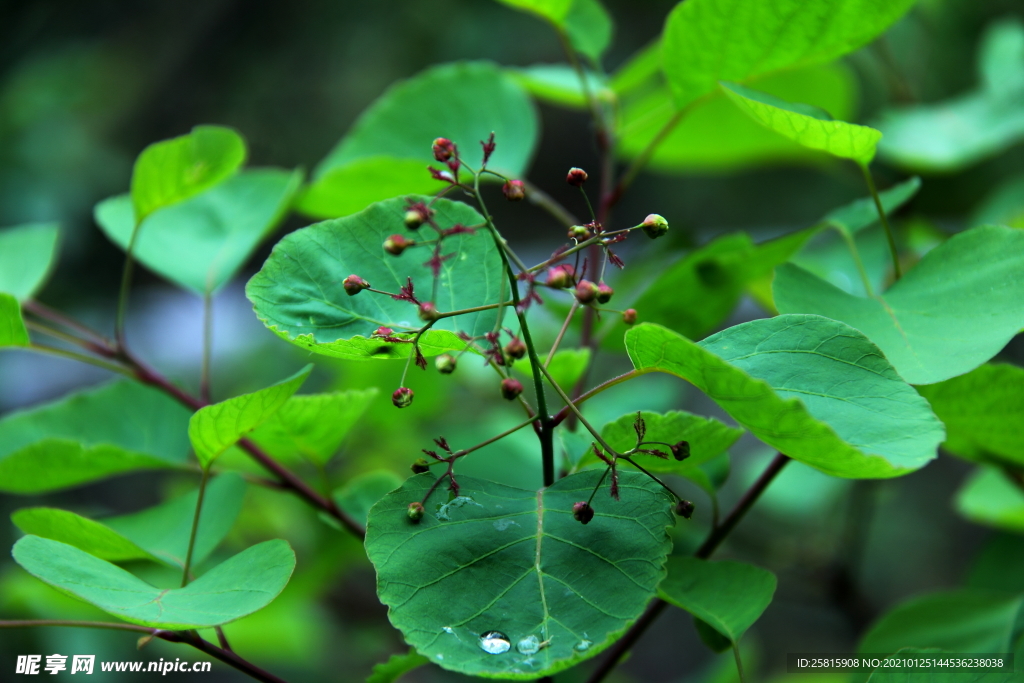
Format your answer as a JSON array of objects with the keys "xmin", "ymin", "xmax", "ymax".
[
  {"xmin": 516, "ymin": 635, "xmax": 540, "ymax": 655},
  {"xmin": 478, "ymin": 631, "xmax": 511, "ymax": 655}
]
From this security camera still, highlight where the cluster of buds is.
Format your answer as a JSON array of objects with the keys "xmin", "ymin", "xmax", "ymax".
[{"xmin": 545, "ymin": 264, "xmax": 575, "ymax": 289}]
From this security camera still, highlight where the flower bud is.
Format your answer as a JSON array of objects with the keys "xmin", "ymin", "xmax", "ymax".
[
  {"xmin": 432, "ymin": 137, "xmax": 455, "ymax": 162},
  {"xmin": 503, "ymin": 180, "xmax": 526, "ymax": 201},
  {"xmin": 418, "ymin": 302, "xmax": 440, "ymax": 322},
  {"xmin": 435, "ymin": 353, "xmax": 457, "ymax": 374},
  {"xmin": 568, "ymin": 224, "xmax": 592, "ymax": 241},
  {"xmin": 674, "ymin": 499, "xmax": 695, "ymax": 519},
  {"xmin": 384, "ymin": 234, "xmax": 413, "ymax": 255},
  {"xmin": 392, "ymin": 387, "xmax": 414, "ymax": 408},
  {"xmin": 408, "ymin": 501, "xmax": 425, "ymax": 522},
  {"xmin": 501, "ymin": 377, "xmax": 523, "ymax": 400},
  {"xmin": 641, "ymin": 213, "xmax": 669, "ymax": 239},
  {"xmin": 545, "ymin": 264, "xmax": 575, "ymax": 289},
  {"xmin": 623, "ymin": 308, "xmax": 637, "ymax": 325},
  {"xmin": 574, "ymin": 279, "xmax": 600, "ymax": 305},
  {"xmin": 404, "ymin": 210, "xmax": 424, "ymax": 229},
  {"xmin": 343, "ymin": 275, "xmax": 370, "ymax": 296},
  {"xmin": 411, "ymin": 458, "xmax": 431, "ymax": 474},
  {"xmin": 566, "ymin": 167, "xmax": 588, "ymax": 187},
  {"xmin": 504, "ymin": 337, "xmax": 526, "ymax": 360},
  {"xmin": 671, "ymin": 440, "xmax": 690, "ymax": 461},
  {"xmin": 572, "ymin": 501, "xmax": 595, "ymax": 525},
  {"xmin": 596, "ymin": 282, "xmax": 614, "ymax": 304}
]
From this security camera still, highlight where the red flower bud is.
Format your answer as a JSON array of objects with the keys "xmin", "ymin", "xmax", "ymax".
[
  {"xmin": 404, "ymin": 210, "xmax": 424, "ymax": 229},
  {"xmin": 596, "ymin": 282, "xmax": 614, "ymax": 304},
  {"xmin": 392, "ymin": 387, "xmax": 414, "ymax": 408},
  {"xmin": 671, "ymin": 440, "xmax": 690, "ymax": 461},
  {"xmin": 408, "ymin": 501, "xmax": 425, "ymax": 522},
  {"xmin": 372, "ymin": 326, "xmax": 394, "ymax": 338},
  {"xmin": 384, "ymin": 234, "xmax": 413, "ymax": 255},
  {"xmin": 623, "ymin": 308, "xmax": 637, "ymax": 325},
  {"xmin": 432, "ymin": 137, "xmax": 455, "ymax": 162},
  {"xmin": 545, "ymin": 264, "xmax": 575, "ymax": 289},
  {"xmin": 411, "ymin": 458, "xmax": 431, "ymax": 474},
  {"xmin": 343, "ymin": 275, "xmax": 370, "ymax": 296},
  {"xmin": 418, "ymin": 302, "xmax": 440, "ymax": 322},
  {"xmin": 568, "ymin": 225, "xmax": 592, "ymax": 241},
  {"xmin": 641, "ymin": 213, "xmax": 669, "ymax": 239},
  {"xmin": 501, "ymin": 377, "xmax": 523, "ymax": 400},
  {"xmin": 435, "ymin": 353, "xmax": 457, "ymax": 374},
  {"xmin": 504, "ymin": 338, "xmax": 527, "ymax": 360},
  {"xmin": 674, "ymin": 499, "xmax": 695, "ymax": 519},
  {"xmin": 574, "ymin": 279, "xmax": 600, "ymax": 305},
  {"xmin": 566, "ymin": 167, "xmax": 588, "ymax": 187},
  {"xmin": 503, "ymin": 180, "xmax": 526, "ymax": 201},
  {"xmin": 572, "ymin": 501, "xmax": 595, "ymax": 524}
]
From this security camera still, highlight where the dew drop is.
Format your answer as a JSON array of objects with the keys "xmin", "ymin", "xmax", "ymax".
[
  {"xmin": 442, "ymin": 626, "xmax": 454, "ymax": 634},
  {"xmin": 574, "ymin": 639, "xmax": 592, "ymax": 652},
  {"xmin": 516, "ymin": 635, "xmax": 540, "ymax": 655},
  {"xmin": 478, "ymin": 631, "xmax": 511, "ymax": 655}
]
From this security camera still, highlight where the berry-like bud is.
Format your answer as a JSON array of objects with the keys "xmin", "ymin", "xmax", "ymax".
[
  {"xmin": 568, "ymin": 224, "xmax": 592, "ymax": 241},
  {"xmin": 671, "ymin": 440, "xmax": 690, "ymax": 461},
  {"xmin": 503, "ymin": 180, "xmax": 526, "ymax": 201},
  {"xmin": 392, "ymin": 387, "xmax": 414, "ymax": 408},
  {"xmin": 404, "ymin": 210, "xmax": 424, "ymax": 229},
  {"xmin": 435, "ymin": 353, "xmax": 457, "ymax": 374},
  {"xmin": 418, "ymin": 302, "xmax": 440, "ymax": 322},
  {"xmin": 411, "ymin": 458, "xmax": 431, "ymax": 474},
  {"xmin": 596, "ymin": 282, "xmax": 614, "ymax": 304},
  {"xmin": 384, "ymin": 234, "xmax": 413, "ymax": 255},
  {"xmin": 574, "ymin": 279, "xmax": 600, "ymax": 305},
  {"xmin": 641, "ymin": 213, "xmax": 669, "ymax": 239},
  {"xmin": 432, "ymin": 137, "xmax": 455, "ymax": 162},
  {"xmin": 408, "ymin": 501, "xmax": 425, "ymax": 522},
  {"xmin": 675, "ymin": 499, "xmax": 695, "ymax": 519},
  {"xmin": 623, "ymin": 308, "xmax": 637, "ymax": 325},
  {"xmin": 504, "ymin": 338, "xmax": 526, "ymax": 360},
  {"xmin": 572, "ymin": 501, "xmax": 595, "ymax": 525},
  {"xmin": 501, "ymin": 377, "xmax": 524, "ymax": 400},
  {"xmin": 545, "ymin": 264, "xmax": 575, "ymax": 289},
  {"xmin": 343, "ymin": 275, "xmax": 370, "ymax": 296},
  {"xmin": 566, "ymin": 167, "xmax": 588, "ymax": 187}
]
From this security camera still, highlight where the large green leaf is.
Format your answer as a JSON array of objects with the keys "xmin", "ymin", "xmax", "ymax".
[
  {"xmin": 956, "ymin": 467, "xmax": 1024, "ymax": 534},
  {"xmin": 494, "ymin": 0, "xmax": 572, "ymax": 22},
  {"xmin": 658, "ymin": 557, "xmax": 776, "ymax": 644},
  {"xmin": 0, "ymin": 293, "xmax": 30, "ymax": 347},
  {"xmin": 625, "ymin": 318, "xmax": 944, "ymax": 478},
  {"xmin": 0, "ymin": 381, "xmax": 192, "ymax": 493},
  {"xmin": 495, "ymin": 0, "xmax": 611, "ymax": 62},
  {"xmin": 188, "ymin": 365, "xmax": 311, "ymax": 468},
  {"xmin": 296, "ymin": 157, "xmax": 444, "ymax": 221},
  {"xmin": 918, "ymin": 364, "xmax": 1024, "ymax": 466},
  {"xmin": 510, "ymin": 65, "xmax": 609, "ymax": 110},
  {"xmin": 721, "ymin": 82, "xmax": 881, "ymax": 165},
  {"xmin": 13, "ymin": 472, "xmax": 244, "ymax": 566},
  {"xmin": 774, "ymin": 225, "xmax": 1024, "ymax": 385},
  {"xmin": 130, "ymin": 125, "xmax": 247, "ymax": 222},
  {"xmin": 365, "ymin": 470, "xmax": 675, "ymax": 679},
  {"xmin": 333, "ymin": 470, "xmax": 403, "ymax": 528},
  {"xmin": 0, "ymin": 222, "xmax": 60, "ymax": 300},
  {"xmin": 12, "ymin": 536, "xmax": 294, "ymax": 629},
  {"xmin": 95, "ymin": 169, "xmax": 301, "ymax": 295},
  {"xmin": 662, "ymin": 0, "xmax": 915, "ymax": 107},
  {"xmin": 250, "ymin": 389, "xmax": 378, "ymax": 466},
  {"xmin": 247, "ymin": 197, "xmax": 506, "ymax": 360}
]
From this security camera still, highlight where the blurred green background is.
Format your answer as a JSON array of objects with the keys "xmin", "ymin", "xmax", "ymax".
[{"xmin": 2, "ymin": 0, "xmax": 1024, "ymax": 681}]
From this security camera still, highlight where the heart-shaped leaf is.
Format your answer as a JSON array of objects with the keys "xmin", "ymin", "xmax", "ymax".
[
  {"xmin": 774, "ymin": 225, "xmax": 1024, "ymax": 385},
  {"xmin": 625, "ymin": 317, "xmax": 944, "ymax": 478},
  {"xmin": 0, "ymin": 293, "xmax": 29, "ymax": 347},
  {"xmin": 0, "ymin": 381, "xmax": 192, "ymax": 493},
  {"xmin": 12, "ymin": 536, "xmax": 294, "ymax": 629},
  {"xmin": 0, "ymin": 222, "xmax": 60, "ymax": 301},
  {"xmin": 247, "ymin": 197, "xmax": 506, "ymax": 360},
  {"xmin": 365, "ymin": 470, "xmax": 675, "ymax": 679}
]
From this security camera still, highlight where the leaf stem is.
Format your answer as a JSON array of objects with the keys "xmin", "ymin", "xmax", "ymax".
[
  {"xmin": 114, "ymin": 221, "xmax": 143, "ymax": 350},
  {"xmin": 25, "ymin": 344, "xmax": 134, "ymax": 377},
  {"xmin": 551, "ymin": 370, "xmax": 641, "ymax": 427},
  {"xmin": 835, "ymin": 227, "xmax": 876, "ymax": 298},
  {"xmin": 200, "ymin": 291, "xmax": 213, "ymax": 404},
  {"xmin": 181, "ymin": 467, "xmax": 210, "ymax": 587},
  {"xmin": 546, "ymin": 301, "xmax": 580, "ymax": 365},
  {"xmin": 859, "ymin": 164, "xmax": 902, "ymax": 280}
]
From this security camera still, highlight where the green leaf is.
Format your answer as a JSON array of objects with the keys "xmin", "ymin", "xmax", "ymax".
[
  {"xmin": 295, "ymin": 157, "xmax": 444, "ymax": 220},
  {"xmin": 0, "ymin": 293, "xmax": 30, "ymax": 347},
  {"xmin": 510, "ymin": 65, "xmax": 609, "ymax": 110},
  {"xmin": 95, "ymin": 169, "xmax": 301, "ymax": 295},
  {"xmin": 979, "ymin": 19, "xmax": 1024, "ymax": 98},
  {"xmin": 131, "ymin": 125, "xmax": 247, "ymax": 222},
  {"xmin": 721, "ymin": 82, "xmax": 881, "ymax": 164},
  {"xmin": 250, "ymin": 389, "xmax": 378, "ymax": 466},
  {"xmin": 822, "ymin": 176, "xmax": 921, "ymax": 235},
  {"xmin": 247, "ymin": 197, "xmax": 505, "ymax": 360},
  {"xmin": 494, "ymin": 0, "xmax": 573, "ymax": 22},
  {"xmin": 321, "ymin": 61, "xmax": 535, "ymax": 174},
  {"xmin": 0, "ymin": 222, "xmax": 60, "ymax": 300},
  {"xmin": 625, "ymin": 318, "xmax": 944, "ymax": 479},
  {"xmin": 365, "ymin": 470, "xmax": 675, "ymax": 679},
  {"xmin": 972, "ymin": 174, "xmax": 1024, "ymax": 229},
  {"xmin": 333, "ymin": 470, "xmax": 403, "ymax": 528},
  {"xmin": 918, "ymin": 364, "xmax": 1024, "ymax": 466},
  {"xmin": 662, "ymin": 0, "xmax": 915, "ymax": 107},
  {"xmin": 10, "ymin": 475, "xmax": 246, "ymax": 566},
  {"xmin": 189, "ymin": 365, "xmax": 312, "ymax": 468},
  {"xmin": 0, "ymin": 381, "xmax": 192, "ymax": 493},
  {"xmin": 694, "ymin": 617, "xmax": 733, "ymax": 653},
  {"xmin": 367, "ymin": 650, "xmax": 430, "ymax": 683},
  {"xmin": 618, "ymin": 64, "xmax": 858, "ymax": 172},
  {"xmin": 858, "ymin": 589, "xmax": 1024, "ymax": 655},
  {"xmin": 956, "ymin": 467, "xmax": 1024, "ymax": 533},
  {"xmin": 610, "ymin": 40, "xmax": 661, "ymax": 96},
  {"xmin": 12, "ymin": 536, "xmax": 295, "ymax": 629},
  {"xmin": 562, "ymin": 0, "xmax": 613, "ymax": 62},
  {"xmin": 774, "ymin": 225, "xmax": 1024, "ymax": 385},
  {"xmin": 515, "ymin": 348, "xmax": 592, "ymax": 394}
]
